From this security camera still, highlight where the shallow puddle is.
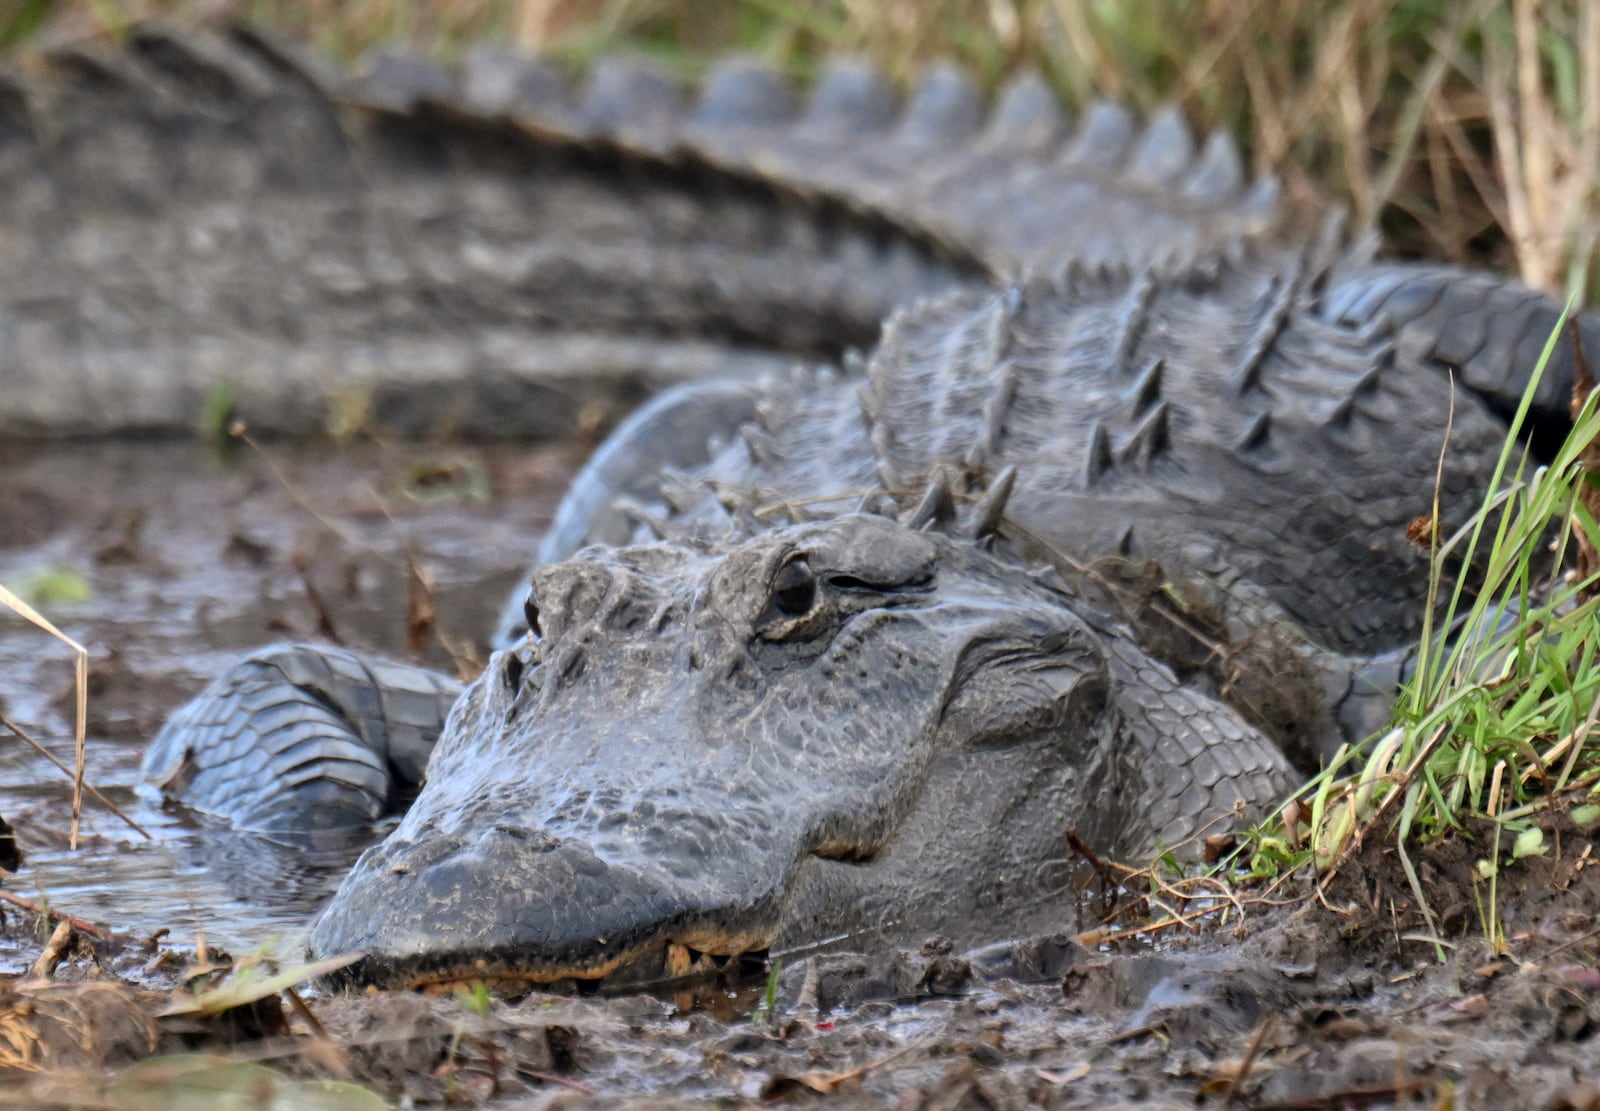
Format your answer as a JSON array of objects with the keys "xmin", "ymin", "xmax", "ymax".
[{"xmin": 0, "ymin": 437, "xmax": 577, "ymax": 962}]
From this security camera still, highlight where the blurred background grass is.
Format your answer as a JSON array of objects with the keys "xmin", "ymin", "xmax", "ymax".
[{"xmin": 4, "ymin": 1, "xmax": 1596, "ymax": 297}]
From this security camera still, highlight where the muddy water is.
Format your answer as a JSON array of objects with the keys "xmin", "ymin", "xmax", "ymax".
[{"xmin": 0, "ymin": 438, "xmax": 577, "ymax": 968}]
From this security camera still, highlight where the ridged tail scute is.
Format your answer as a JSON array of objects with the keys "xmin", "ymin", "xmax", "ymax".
[
  {"xmin": 0, "ymin": 26, "xmax": 987, "ymax": 438},
  {"xmin": 142, "ymin": 644, "xmax": 460, "ymax": 833},
  {"xmin": 1321, "ymin": 261, "xmax": 1600, "ymax": 448},
  {"xmin": 327, "ymin": 40, "xmax": 1288, "ymax": 279}
]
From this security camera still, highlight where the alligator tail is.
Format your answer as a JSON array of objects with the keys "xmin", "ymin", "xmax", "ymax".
[
  {"xmin": 0, "ymin": 24, "xmax": 1282, "ymax": 438},
  {"xmin": 1322, "ymin": 261, "xmax": 1600, "ymax": 444}
]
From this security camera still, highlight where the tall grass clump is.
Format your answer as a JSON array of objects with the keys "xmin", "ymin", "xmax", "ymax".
[{"xmin": 1251, "ymin": 312, "xmax": 1600, "ymax": 937}]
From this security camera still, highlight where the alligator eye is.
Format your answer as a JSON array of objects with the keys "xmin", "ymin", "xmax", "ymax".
[
  {"xmin": 522, "ymin": 590, "xmax": 542, "ymax": 639},
  {"xmin": 770, "ymin": 558, "xmax": 817, "ymax": 618}
]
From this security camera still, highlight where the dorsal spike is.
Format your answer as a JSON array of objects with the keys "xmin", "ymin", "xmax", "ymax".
[
  {"xmin": 1116, "ymin": 524, "xmax": 1137, "ymax": 558},
  {"xmin": 800, "ymin": 59, "xmax": 897, "ymax": 134},
  {"xmin": 984, "ymin": 72, "xmax": 1062, "ymax": 150},
  {"xmin": 1119, "ymin": 401, "xmax": 1171, "ymax": 468},
  {"xmin": 897, "ymin": 63, "xmax": 982, "ymax": 145},
  {"xmin": 1350, "ymin": 362, "xmax": 1383, "ymax": 396},
  {"xmin": 1085, "ymin": 422, "xmax": 1115, "ymax": 484},
  {"xmin": 966, "ymin": 466, "xmax": 1018, "ymax": 541},
  {"xmin": 963, "ymin": 441, "xmax": 989, "ymax": 476},
  {"xmin": 976, "ymin": 360, "xmax": 1019, "ymax": 463},
  {"xmin": 1232, "ymin": 263, "xmax": 1304, "ymax": 395},
  {"xmin": 614, "ymin": 497, "xmax": 669, "ymax": 542},
  {"xmin": 1125, "ymin": 105, "xmax": 1194, "ymax": 185},
  {"xmin": 740, "ymin": 424, "xmax": 780, "ymax": 467},
  {"xmin": 1323, "ymin": 394, "xmax": 1356, "ymax": 429},
  {"xmin": 859, "ymin": 493, "xmax": 899, "ymax": 519},
  {"xmin": 903, "ymin": 468, "xmax": 957, "ymax": 532},
  {"xmin": 582, "ymin": 55, "xmax": 682, "ymax": 138},
  {"xmin": 1237, "ymin": 410, "xmax": 1271, "ymax": 453},
  {"xmin": 1131, "ymin": 357, "xmax": 1164, "ymax": 413},
  {"xmin": 346, "ymin": 48, "xmax": 451, "ymax": 110},
  {"xmin": 1060, "ymin": 99, "xmax": 1135, "ymax": 167},
  {"xmin": 459, "ymin": 47, "xmax": 573, "ymax": 120},
  {"xmin": 1109, "ymin": 269, "xmax": 1158, "ymax": 373},
  {"xmin": 1233, "ymin": 351, "xmax": 1268, "ymax": 395},
  {"xmin": 692, "ymin": 57, "xmax": 794, "ymax": 128},
  {"xmin": 856, "ymin": 383, "xmax": 878, "ymax": 426},
  {"xmin": 1182, "ymin": 130, "xmax": 1245, "ymax": 201}
]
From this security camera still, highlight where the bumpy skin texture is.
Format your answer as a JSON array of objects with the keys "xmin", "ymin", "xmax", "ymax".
[
  {"xmin": 120, "ymin": 30, "xmax": 1599, "ymax": 987},
  {"xmin": 309, "ymin": 516, "xmax": 1295, "ymax": 988}
]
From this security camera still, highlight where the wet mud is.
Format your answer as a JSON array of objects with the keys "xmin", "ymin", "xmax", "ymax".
[
  {"xmin": 3, "ymin": 442, "xmax": 1600, "ymax": 1108},
  {"xmin": 0, "ymin": 438, "xmax": 573, "ymax": 955}
]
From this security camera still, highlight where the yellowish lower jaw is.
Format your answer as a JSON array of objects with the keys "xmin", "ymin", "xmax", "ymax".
[{"xmin": 392, "ymin": 926, "xmax": 777, "ymax": 992}]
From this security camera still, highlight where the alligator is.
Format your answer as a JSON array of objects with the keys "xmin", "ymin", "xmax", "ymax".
[{"xmin": 7, "ymin": 26, "xmax": 1595, "ymax": 988}]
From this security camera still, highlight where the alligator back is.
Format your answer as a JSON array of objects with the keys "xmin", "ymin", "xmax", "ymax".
[{"xmin": 653, "ymin": 253, "xmax": 1504, "ymax": 654}]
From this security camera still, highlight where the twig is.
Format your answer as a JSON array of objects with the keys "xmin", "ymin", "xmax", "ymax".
[
  {"xmin": 25, "ymin": 919, "xmax": 76, "ymax": 981},
  {"xmin": 1077, "ymin": 902, "xmax": 1221, "ymax": 946},
  {"xmin": 1224, "ymin": 1013, "xmax": 1274, "ymax": 1104},
  {"xmin": 513, "ymin": 1067, "xmax": 595, "ymax": 1096},
  {"xmin": 0, "ymin": 890, "xmax": 115, "ymax": 941},
  {"xmin": 283, "ymin": 987, "xmax": 329, "ymax": 1039},
  {"xmin": 0, "ymin": 713, "xmax": 150, "ymax": 839},
  {"xmin": 0, "ymin": 584, "xmax": 88, "ymax": 849}
]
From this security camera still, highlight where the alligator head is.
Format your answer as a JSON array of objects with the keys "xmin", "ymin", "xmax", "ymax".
[{"xmin": 308, "ymin": 513, "xmax": 1291, "ymax": 987}]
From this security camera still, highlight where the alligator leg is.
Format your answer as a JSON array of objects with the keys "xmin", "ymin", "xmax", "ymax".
[{"xmin": 141, "ymin": 644, "xmax": 461, "ymax": 833}]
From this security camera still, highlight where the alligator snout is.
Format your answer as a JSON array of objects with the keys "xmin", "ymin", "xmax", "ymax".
[{"xmin": 310, "ymin": 820, "xmax": 783, "ymax": 989}]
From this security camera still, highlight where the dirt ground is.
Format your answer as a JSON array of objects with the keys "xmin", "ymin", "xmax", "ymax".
[{"xmin": 4, "ymin": 442, "xmax": 1600, "ymax": 1109}]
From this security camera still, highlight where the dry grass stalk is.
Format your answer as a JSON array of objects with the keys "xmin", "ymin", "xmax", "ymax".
[{"xmin": 0, "ymin": 584, "xmax": 87, "ymax": 849}]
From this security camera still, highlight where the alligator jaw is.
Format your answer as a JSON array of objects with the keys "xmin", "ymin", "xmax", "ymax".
[{"xmin": 305, "ymin": 818, "xmax": 795, "ymax": 991}]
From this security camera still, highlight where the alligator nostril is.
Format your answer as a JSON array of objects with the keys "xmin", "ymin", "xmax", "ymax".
[{"xmin": 502, "ymin": 653, "xmax": 525, "ymax": 695}]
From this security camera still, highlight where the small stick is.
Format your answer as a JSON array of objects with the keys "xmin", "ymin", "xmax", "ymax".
[
  {"xmin": 284, "ymin": 987, "xmax": 330, "ymax": 1039},
  {"xmin": 0, "ymin": 713, "xmax": 151, "ymax": 839},
  {"xmin": 512, "ymin": 1068, "xmax": 595, "ymax": 1096},
  {"xmin": 0, "ymin": 890, "xmax": 116, "ymax": 941},
  {"xmin": 1077, "ymin": 903, "xmax": 1219, "ymax": 946},
  {"xmin": 25, "ymin": 919, "xmax": 75, "ymax": 980},
  {"xmin": 1223, "ymin": 1013, "xmax": 1275, "ymax": 1104}
]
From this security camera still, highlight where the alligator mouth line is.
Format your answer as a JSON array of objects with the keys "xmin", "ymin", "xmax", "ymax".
[{"xmin": 389, "ymin": 941, "xmax": 770, "ymax": 995}]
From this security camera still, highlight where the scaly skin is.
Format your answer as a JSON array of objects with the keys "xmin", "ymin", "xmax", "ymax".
[
  {"xmin": 309, "ymin": 514, "xmax": 1297, "ymax": 989},
  {"xmin": 119, "ymin": 28, "xmax": 1599, "ymax": 987}
]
